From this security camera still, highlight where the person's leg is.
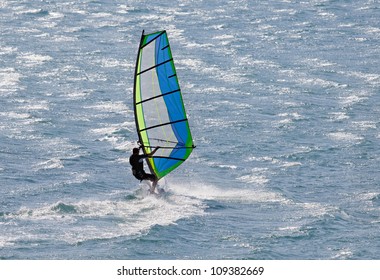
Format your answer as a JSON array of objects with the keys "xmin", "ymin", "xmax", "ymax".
[
  {"xmin": 141, "ymin": 172, "xmax": 157, "ymax": 193},
  {"xmin": 148, "ymin": 174, "xmax": 158, "ymax": 194}
]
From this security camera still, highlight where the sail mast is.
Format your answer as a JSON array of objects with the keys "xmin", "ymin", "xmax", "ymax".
[
  {"xmin": 133, "ymin": 30, "xmax": 145, "ymax": 148},
  {"xmin": 133, "ymin": 30, "xmax": 155, "ymax": 175}
]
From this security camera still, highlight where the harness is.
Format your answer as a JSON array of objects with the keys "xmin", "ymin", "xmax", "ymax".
[{"xmin": 132, "ymin": 168, "xmax": 145, "ymax": 181}]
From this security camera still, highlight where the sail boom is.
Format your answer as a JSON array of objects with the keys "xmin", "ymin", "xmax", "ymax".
[
  {"xmin": 152, "ymin": 156, "xmax": 186, "ymax": 162},
  {"xmin": 141, "ymin": 145, "xmax": 195, "ymax": 150}
]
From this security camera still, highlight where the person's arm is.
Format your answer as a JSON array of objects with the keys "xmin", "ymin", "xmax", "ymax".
[{"xmin": 147, "ymin": 146, "xmax": 160, "ymax": 157}]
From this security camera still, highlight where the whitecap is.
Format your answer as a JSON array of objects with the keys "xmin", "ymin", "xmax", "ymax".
[
  {"xmin": 85, "ymin": 101, "xmax": 131, "ymax": 115},
  {"xmin": 66, "ymin": 90, "xmax": 91, "ymax": 100},
  {"xmin": 329, "ymin": 112, "xmax": 349, "ymax": 121},
  {"xmin": 247, "ymin": 156, "xmax": 277, "ymax": 163},
  {"xmin": 331, "ymin": 249, "xmax": 353, "ymax": 260},
  {"xmin": 278, "ymin": 226, "xmax": 301, "ymax": 232},
  {"xmin": 346, "ymin": 71, "xmax": 379, "ymax": 85},
  {"xmin": 328, "ymin": 131, "xmax": 363, "ymax": 143},
  {"xmin": 0, "ymin": 111, "xmax": 30, "ymax": 119},
  {"xmin": 90, "ymin": 58, "xmax": 132, "ymax": 68},
  {"xmin": 0, "ymin": 68, "xmax": 22, "ymax": 94},
  {"xmin": 218, "ymin": 164, "xmax": 237, "ymax": 169},
  {"xmin": 0, "ymin": 238, "xmax": 16, "ymax": 248},
  {"xmin": 14, "ymin": 9, "xmax": 47, "ymax": 16},
  {"xmin": 8, "ymin": 191, "xmax": 206, "ymax": 245},
  {"xmin": 17, "ymin": 52, "xmax": 52, "ymax": 67},
  {"xmin": 90, "ymin": 126, "xmax": 120, "ymax": 136},
  {"xmin": 51, "ymin": 35, "xmax": 78, "ymax": 42},
  {"xmin": 169, "ymin": 180, "xmax": 287, "ymax": 204},
  {"xmin": 34, "ymin": 158, "xmax": 64, "ymax": 171},
  {"xmin": 213, "ymin": 34, "xmax": 234, "ymax": 40},
  {"xmin": 339, "ymin": 94, "xmax": 368, "ymax": 106},
  {"xmin": 302, "ymin": 58, "xmax": 336, "ymax": 68},
  {"xmin": 352, "ymin": 121, "xmax": 377, "ymax": 130},
  {"xmin": 238, "ymin": 174, "xmax": 269, "ymax": 185},
  {"xmin": 281, "ymin": 161, "xmax": 302, "ymax": 168},
  {"xmin": 18, "ymin": 100, "xmax": 50, "ymax": 111},
  {"xmin": 275, "ymin": 112, "xmax": 304, "ymax": 125},
  {"xmin": 0, "ymin": 46, "xmax": 17, "ymax": 55}
]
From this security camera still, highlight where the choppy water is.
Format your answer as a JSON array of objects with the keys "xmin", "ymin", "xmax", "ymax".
[{"xmin": 1, "ymin": 0, "xmax": 379, "ymax": 259}]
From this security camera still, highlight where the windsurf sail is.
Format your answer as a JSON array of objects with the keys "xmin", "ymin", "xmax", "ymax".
[{"xmin": 133, "ymin": 30, "xmax": 195, "ymax": 180}]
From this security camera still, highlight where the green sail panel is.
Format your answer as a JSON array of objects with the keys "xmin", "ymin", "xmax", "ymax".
[{"xmin": 133, "ymin": 30, "xmax": 195, "ymax": 180}]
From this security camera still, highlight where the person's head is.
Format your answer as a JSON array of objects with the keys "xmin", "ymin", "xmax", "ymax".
[{"xmin": 133, "ymin": 148, "xmax": 139, "ymax": 155}]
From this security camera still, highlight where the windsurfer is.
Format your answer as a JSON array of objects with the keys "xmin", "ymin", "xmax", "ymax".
[{"xmin": 129, "ymin": 145, "xmax": 160, "ymax": 193}]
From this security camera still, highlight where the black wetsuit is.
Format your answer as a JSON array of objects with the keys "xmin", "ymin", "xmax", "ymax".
[{"xmin": 129, "ymin": 153, "xmax": 155, "ymax": 181}]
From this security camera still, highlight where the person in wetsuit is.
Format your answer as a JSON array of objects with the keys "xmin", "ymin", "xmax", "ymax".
[{"xmin": 129, "ymin": 146, "xmax": 160, "ymax": 192}]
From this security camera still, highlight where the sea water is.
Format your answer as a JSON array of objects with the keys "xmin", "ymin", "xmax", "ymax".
[{"xmin": 0, "ymin": 0, "xmax": 379, "ymax": 259}]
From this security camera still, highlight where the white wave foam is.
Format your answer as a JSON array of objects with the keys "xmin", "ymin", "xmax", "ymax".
[
  {"xmin": 237, "ymin": 169, "xmax": 270, "ymax": 185},
  {"xmin": 34, "ymin": 158, "xmax": 64, "ymax": 171},
  {"xmin": 203, "ymin": 118, "xmax": 240, "ymax": 128},
  {"xmin": 51, "ymin": 35, "xmax": 78, "ymax": 42},
  {"xmin": 213, "ymin": 34, "xmax": 234, "ymax": 40},
  {"xmin": 278, "ymin": 226, "xmax": 301, "ymax": 232},
  {"xmin": 352, "ymin": 121, "xmax": 377, "ymax": 130},
  {"xmin": 338, "ymin": 86, "xmax": 374, "ymax": 108},
  {"xmin": 17, "ymin": 52, "xmax": 52, "ymax": 67},
  {"xmin": 7, "ymin": 190, "xmax": 206, "ymax": 244},
  {"xmin": 274, "ymin": 112, "xmax": 304, "ymax": 126},
  {"xmin": 170, "ymin": 180, "xmax": 335, "ymax": 225},
  {"xmin": 85, "ymin": 101, "xmax": 131, "ymax": 115},
  {"xmin": 328, "ymin": 131, "xmax": 363, "ymax": 143},
  {"xmin": 339, "ymin": 94, "xmax": 368, "ymax": 106},
  {"xmin": 0, "ymin": 46, "xmax": 17, "ymax": 55},
  {"xmin": 91, "ymin": 58, "xmax": 133, "ymax": 68},
  {"xmin": 2, "ymin": 180, "xmax": 336, "ymax": 246},
  {"xmin": 218, "ymin": 164, "xmax": 237, "ymax": 169},
  {"xmin": 302, "ymin": 58, "xmax": 336, "ymax": 68},
  {"xmin": 0, "ymin": 237, "xmax": 16, "ymax": 248},
  {"xmin": 18, "ymin": 100, "xmax": 50, "ymax": 111},
  {"xmin": 348, "ymin": 71, "xmax": 380, "ymax": 85},
  {"xmin": 90, "ymin": 125, "xmax": 123, "ymax": 136},
  {"xmin": 301, "ymin": 202, "xmax": 337, "ymax": 218},
  {"xmin": 331, "ymin": 249, "xmax": 353, "ymax": 260},
  {"xmin": 66, "ymin": 90, "xmax": 91, "ymax": 100},
  {"xmin": 46, "ymin": 11, "xmax": 64, "ymax": 20},
  {"xmin": 281, "ymin": 161, "xmax": 302, "ymax": 167},
  {"xmin": 248, "ymin": 156, "xmax": 278, "ymax": 163},
  {"xmin": 247, "ymin": 156, "xmax": 301, "ymax": 168},
  {"xmin": 169, "ymin": 180, "xmax": 287, "ymax": 204},
  {"xmin": 329, "ymin": 112, "xmax": 349, "ymax": 121},
  {"xmin": 193, "ymin": 85, "xmax": 228, "ymax": 95},
  {"xmin": 177, "ymin": 58, "xmax": 220, "ymax": 76},
  {"xmin": 0, "ymin": 110, "xmax": 26, "ymax": 118},
  {"xmin": 246, "ymin": 58, "xmax": 280, "ymax": 69},
  {"xmin": 89, "ymin": 121, "xmax": 134, "ymax": 150},
  {"xmin": 0, "ymin": 68, "xmax": 22, "ymax": 94}
]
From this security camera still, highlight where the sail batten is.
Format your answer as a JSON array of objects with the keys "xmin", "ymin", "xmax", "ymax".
[
  {"xmin": 139, "ymin": 119, "xmax": 188, "ymax": 133},
  {"xmin": 136, "ymin": 58, "xmax": 173, "ymax": 76},
  {"xmin": 133, "ymin": 30, "xmax": 195, "ymax": 180},
  {"xmin": 136, "ymin": 89, "xmax": 181, "ymax": 105},
  {"xmin": 140, "ymin": 31, "xmax": 166, "ymax": 49}
]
